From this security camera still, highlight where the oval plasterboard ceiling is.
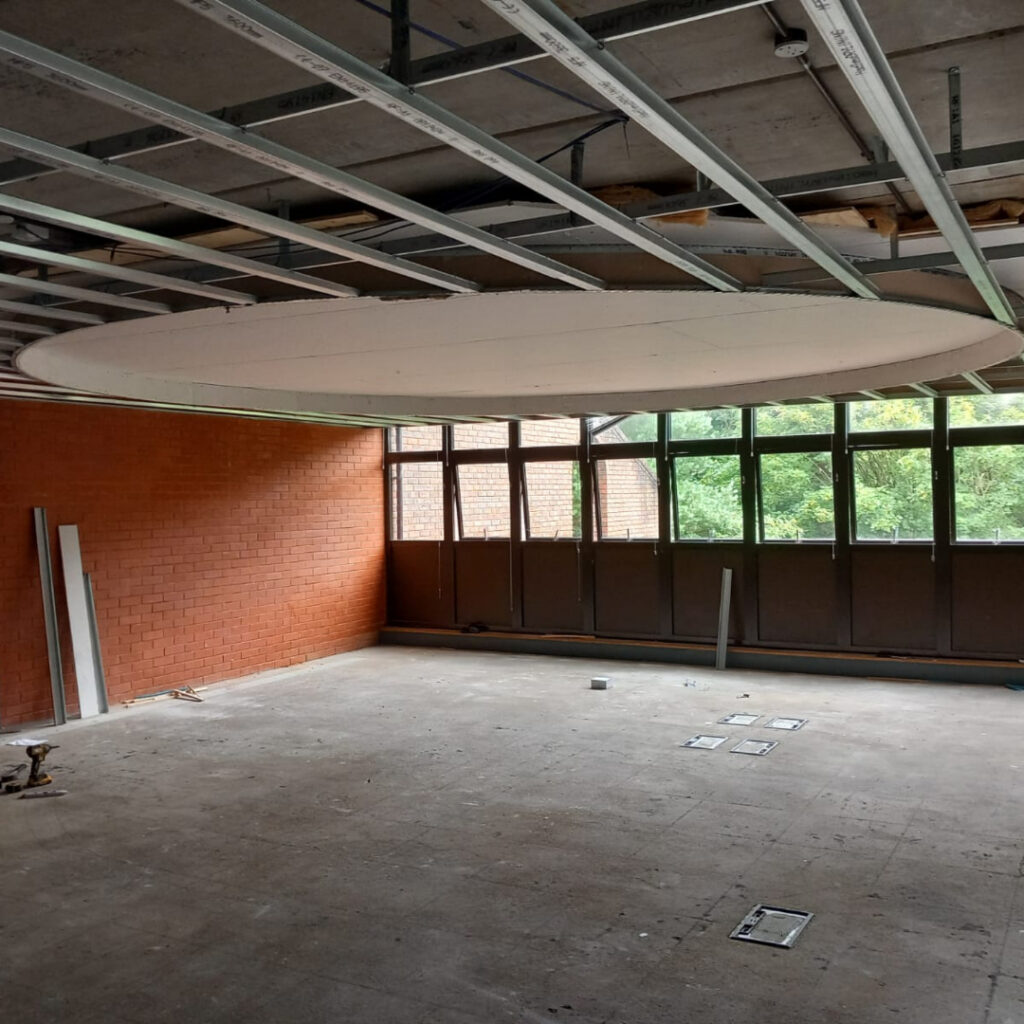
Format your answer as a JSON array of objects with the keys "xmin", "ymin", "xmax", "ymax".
[{"xmin": 17, "ymin": 290, "xmax": 1022, "ymax": 417}]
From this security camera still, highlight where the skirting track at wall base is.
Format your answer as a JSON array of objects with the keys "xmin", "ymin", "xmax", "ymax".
[{"xmin": 379, "ymin": 628, "xmax": 1024, "ymax": 686}]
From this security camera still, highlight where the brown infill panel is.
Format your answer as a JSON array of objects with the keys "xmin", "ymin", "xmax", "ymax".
[
  {"xmin": 388, "ymin": 542, "xmax": 450, "ymax": 627},
  {"xmin": 594, "ymin": 542, "xmax": 660, "ymax": 636},
  {"xmin": 672, "ymin": 544, "xmax": 744, "ymax": 640},
  {"xmin": 851, "ymin": 546, "xmax": 935, "ymax": 652},
  {"xmin": 951, "ymin": 547, "xmax": 1024, "ymax": 656},
  {"xmin": 757, "ymin": 546, "xmax": 837, "ymax": 646},
  {"xmin": 522, "ymin": 542, "xmax": 585, "ymax": 633},
  {"xmin": 455, "ymin": 541, "xmax": 514, "ymax": 627}
]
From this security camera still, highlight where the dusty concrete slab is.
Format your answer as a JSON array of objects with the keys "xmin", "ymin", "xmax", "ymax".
[{"xmin": 2, "ymin": 647, "xmax": 1021, "ymax": 1022}]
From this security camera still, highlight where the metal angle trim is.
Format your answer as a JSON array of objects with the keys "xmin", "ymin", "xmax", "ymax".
[
  {"xmin": 0, "ymin": 237, "xmax": 255, "ymax": 305},
  {"xmin": 174, "ymin": 0, "xmax": 744, "ymax": 293},
  {"xmin": 798, "ymin": 0, "xmax": 1017, "ymax": 326},
  {"xmin": 0, "ymin": 128, "xmax": 476, "ymax": 297},
  {"xmin": 0, "ymin": 31, "xmax": 602, "ymax": 293},
  {"xmin": 0, "ymin": 269, "xmax": 170, "ymax": 314},
  {"xmin": 479, "ymin": 0, "xmax": 879, "ymax": 301},
  {"xmin": 0, "ymin": 194, "xmax": 357, "ymax": 300}
]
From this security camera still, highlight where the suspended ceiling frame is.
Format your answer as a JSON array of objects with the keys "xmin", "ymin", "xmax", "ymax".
[{"xmin": 0, "ymin": 0, "xmax": 1020, "ymax": 424}]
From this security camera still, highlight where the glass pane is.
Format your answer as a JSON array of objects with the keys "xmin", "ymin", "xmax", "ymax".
[
  {"xmin": 670, "ymin": 408, "xmax": 741, "ymax": 440},
  {"xmin": 524, "ymin": 461, "xmax": 581, "ymax": 538},
  {"xmin": 592, "ymin": 413, "xmax": 657, "ymax": 444},
  {"xmin": 949, "ymin": 394, "xmax": 1024, "ymax": 428},
  {"xmin": 453, "ymin": 422, "xmax": 509, "ymax": 449},
  {"xmin": 849, "ymin": 398, "xmax": 933, "ymax": 431},
  {"xmin": 455, "ymin": 463, "xmax": 510, "ymax": 539},
  {"xmin": 954, "ymin": 445, "xmax": 1024, "ymax": 541},
  {"xmin": 387, "ymin": 424, "xmax": 442, "ymax": 451},
  {"xmin": 756, "ymin": 404, "xmax": 833, "ymax": 436},
  {"xmin": 594, "ymin": 457, "xmax": 659, "ymax": 539},
  {"xmin": 853, "ymin": 449, "xmax": 933, "ymax": 540},
  {"xmin": 519, "ymin": 418, "xmax": 580, "ymax": 446},
  {"xmin": 389, "ymin": 462, "xmax": 443, "ymax": 540},
  {"xmin": 759, "ymin": 451, "xmax": 834, "ymax": 540},
  {"xmin": 673, "ymin": 455, "xmax": 742, "ymax": 540}
]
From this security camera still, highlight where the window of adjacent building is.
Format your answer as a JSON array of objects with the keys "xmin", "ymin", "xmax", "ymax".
[
  {"xmin": 523, "ymin": 461, "xmax": 581, "ymax": 539},
  {"xmin": 454, "ymin": 463, "xmax": 510, "ymax": 539},
  {"xmin": 758, "ymin": 451, "xmax": 835, "ymax": 540},
  {"xmin": 949, "ymin": 394, "xmax": 1024, "ymax": 428},
  {"xmin": 755, "ymin": 403, "xmax": 834, "ymax": 436},
  {"xmin": 849, "ymin": 398, "xmax": 933, "ymax": 432},
  {"xmin": 591, "ymin": 413, "xmax": 657, "ymax": 444},
  {"xmin": 954, "ymin": 445, "xmax": 1024, "ymax": 541},
  {"xmin": 593, "ymin": 457, "xmax": 659, "ymax": 539},
  {"xmin": 670, "ymin": 408, "xmax": 741, "ymax": 441},
  {"xmin": 673, "ymin": 455, "xmax": 742, "ymax": 540},
  {"xmin": 519, "ymin": 418, "xmax": 581, "ymax": 447},
  {"xmin": 853, "ymin": 449, "xmax": 933, "ymax": 541},
  {"xmin": 389, "ymin": 462, "xmax": 443, "ymax": 540},
  {"xmin": 453, "ymin": 422, "xmax": 509, "ymax": 449},
  {"xmin": 387, "ymin": 424, "xmax": 442, "ymax": 451}
]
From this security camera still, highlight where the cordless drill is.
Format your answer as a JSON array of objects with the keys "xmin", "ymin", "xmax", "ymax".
[{"xmin": 25, "ymin": 743, "xmax": 57, "ymax": 789}]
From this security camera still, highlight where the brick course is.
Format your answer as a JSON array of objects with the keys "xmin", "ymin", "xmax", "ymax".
[{"xmin": 0, "ymin": 399, "xmax": 385, "ymax": 726}]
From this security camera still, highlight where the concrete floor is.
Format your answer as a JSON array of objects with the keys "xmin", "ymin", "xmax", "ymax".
[{"xmin": 3, "ymin": 648, "xmax": 1024, "ymax": 1023}]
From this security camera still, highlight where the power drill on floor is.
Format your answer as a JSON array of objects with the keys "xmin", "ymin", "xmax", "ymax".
[{"xmin": 3, "ymin": 743, "xmax": 58, "ymax": 794}]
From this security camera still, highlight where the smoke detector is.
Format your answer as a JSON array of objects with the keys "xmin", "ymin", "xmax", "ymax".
[{"xmin": 774, "ymin": 28, "xmax": 809, "ymax": 58}]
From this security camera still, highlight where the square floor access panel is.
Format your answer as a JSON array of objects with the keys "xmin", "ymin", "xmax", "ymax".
[{"xmin": 730, "ymin": 905, "xmax": 813, "ymax": 948}]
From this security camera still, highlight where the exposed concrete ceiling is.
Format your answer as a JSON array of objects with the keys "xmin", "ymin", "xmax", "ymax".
[{"xmin": 0, "ymin": 0, "xmax": 1021, "ymax": 422}]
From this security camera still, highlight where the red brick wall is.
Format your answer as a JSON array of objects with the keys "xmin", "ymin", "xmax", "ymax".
[{"xmin": 0, "ymin": 399, "xmax": 385, "ymax": 726}]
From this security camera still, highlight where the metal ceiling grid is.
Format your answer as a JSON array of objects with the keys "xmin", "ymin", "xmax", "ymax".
[
  {"xmin": 478, "ymin": 0, "xmax": 879, "ymax": 300},
  {"xmin": 174, "ymin": 0, "xmax": 746, "ymax": 293},
  {"xmin": 0, "ymin": 30, "xmax": 604, "ymax": 293},
  {"xmin": 0, "ymin": 126, "xmax": 476, "ymax": 295},
  {"xmin": 798, "ymin": 0, "xmax": 1018, "ymax": 327}
]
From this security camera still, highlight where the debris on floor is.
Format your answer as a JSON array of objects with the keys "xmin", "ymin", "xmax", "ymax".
[
  {"xmin": 19, "ymin": 789, "xmax": 67, "ymax": 800},
  {"xmin": 590, "ymin": 676, "xmax": 610, "ymax": 690},
  {"xmin": 123, "ymin": 684, "xmax": 205, "ymax": 706}
]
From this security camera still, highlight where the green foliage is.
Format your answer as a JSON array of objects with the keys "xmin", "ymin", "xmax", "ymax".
[
  {"xmin": 674, "ymin": 456, "xmax": 742, "ymax": 539},
  {"xmin": 756, "ymin": 403, "xmax": 833, "ymax": 435},
  {"xmin": 760, "ymin": 451, "xmax": 835, "ymax": 539},
  {"xmin": 670, "ymin": 409, "xmax": 741, "ymax": 440},
  {"xmin": 949, "ymin": 394, "xmax": 1024, "ymax": 428},
  {"xmin": 853, "ymin": 449, "xmax": 932, "ymax": 539},
  {"xmin": 955, "ymin": 445, "xmax": 1024, "ymax": 540}
]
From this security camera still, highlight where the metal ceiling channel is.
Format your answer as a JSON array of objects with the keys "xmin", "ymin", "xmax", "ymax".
[
  {"xmin": 0, "ymin": 319, "xmax": 54, "ymax": 336},
  {"xmin": 0, "ymin": 127, "xmax": 472, "ymax": 296},
  {"xmin": 174, "ymin": 0, "xmax": 745, "ymax": 294},
  {"xmin": 798, "ymin": 0, "xmax": 1018, "ymax": 326},
  {"xmin": 0, "ymin": 195, "xmax": 364, "ymax": 301},
  {"xmin": 0, "ymin": 32, "xmax": 602, "ymax": 294},
  {"xmin": 0, "ymin": 297, "xmax": 104, "ymax": 325},
  {"xmin": 0, "ymin": 237, "xmax": 255, "ymax": 306},
  {"xmin": 0, "ymin": 269, "xmax": 170, "ymax": 314},
  {"xmin": 0, "ymin": 1, "xmax": 762, "ymax": 188},
  {"xmin": 480, "ymin": 0, "xmax": 880, "ymax": 301}
]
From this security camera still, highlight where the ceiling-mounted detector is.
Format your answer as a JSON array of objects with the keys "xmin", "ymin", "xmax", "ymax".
[{"xmin": 774, "ymin": 29, "xmax": 809, "ymax": 58}]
